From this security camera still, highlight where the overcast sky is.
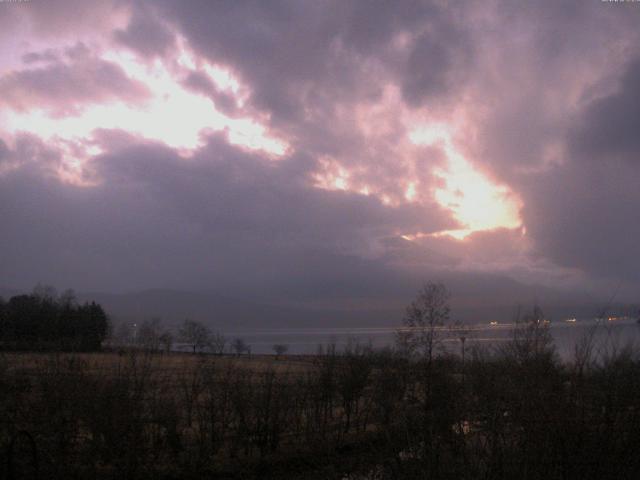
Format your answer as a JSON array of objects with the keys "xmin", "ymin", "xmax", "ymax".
[{"xmin": 1, "ymin": 0, "xmax": 639, "ymax": 307}]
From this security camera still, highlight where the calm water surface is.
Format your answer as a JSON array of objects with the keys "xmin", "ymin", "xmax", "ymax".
[{"xmin": 221, "ymin": 318, "xmax": 640, "ymax": 360}]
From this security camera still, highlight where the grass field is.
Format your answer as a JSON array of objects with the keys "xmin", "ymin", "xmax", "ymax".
[{"xmin": 1, "ymin": 350, "xmax": 317, "ymax": 375}]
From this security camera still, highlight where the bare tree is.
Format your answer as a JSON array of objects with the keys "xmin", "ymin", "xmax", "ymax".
[
  {"xmin": 232, "ymin": 337, "xmax": 249, "ymax": 356},
  {"xmin": 272, "ymin": 344, "xmax": 288, "ymax": 359},
  {"xmin": 114, "ymin": 321, "xmax": 134, "ymax": 345},
  {"xmin": 209, "ymin": 331, "xmax": 227, "ymax": 355},
  {"xmin": 396, "ymin": 282, "xmax": 451, "ymax": 365},
  {"xmin": 179, "ymin": 319, "xmax": 211, "ymax": 354},
  {"xmin": 137, "ymin": 318, "xmax": 162, "ymax": 351},
  {"xmin": 159, "ymin": 330, "xmax": 173, "ymax": 353},
  {"xmin": 32, "ymin": 283, "xmax": 57, "ymax": 301},
  {"xmin": 503, "ymin": 304, "xmax": 555, "ymax": 364}
]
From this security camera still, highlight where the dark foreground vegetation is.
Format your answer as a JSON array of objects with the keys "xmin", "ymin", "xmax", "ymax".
[{"xmin": 2, "ymin": 322, "xmax": 640, "ymax": 480}]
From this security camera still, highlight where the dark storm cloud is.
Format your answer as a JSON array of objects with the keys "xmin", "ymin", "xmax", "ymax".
[
  {"xmin": 113, "ymin": 8, "xmax": 176, "ymax": 58},
  {"xmin": 0, "ymin": 45, "xmax": 150, "ymax": 115},
  {"xmin": 460, "ymin": 0, "xmax": 637, "ymax": 179},
  {"xmin": 520, "ymin": 56, "xmax": 640, "ymax": 283},
  {"xmin": 181, "ymin": 71, "xmax": 238, "ymax": 116},
  {"xmin": 571, "ymin": 58, "xmax": 640, "ymax": 162},
  {"xmin": 400, "ymin": 16, "xmax": 472, "ymax": 106},
  {"xmin": 521, "ymin": 160, "xmax": 640, "ymax": 282},
  {"xmin": 153, "ymin": 0, "xmax": 468, "ymax": 123},
  {"xmin": 153, "ymin": 0, "xmax": 360, "ymax": 135},
  {"xmin": 153, "ymin": 0, "xmax": 340, "ymax": 123},
  {"xmin": 90, "ymin": 132, "xmax": 454, "ymax": 255},
  {"xmin": 0, "ymin": 131, "xmax": 454, "ymax": 295}
]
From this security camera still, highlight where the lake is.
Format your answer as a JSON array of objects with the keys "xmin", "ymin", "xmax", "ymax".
[{"xmin": 222, "ymin": 317, "xmax": 640, "ymax": 360}]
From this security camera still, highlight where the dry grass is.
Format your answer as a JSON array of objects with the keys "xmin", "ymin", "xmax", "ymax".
[{"xmin": 0, "ymin": 350, "xmax": 315, "ymax": 376}]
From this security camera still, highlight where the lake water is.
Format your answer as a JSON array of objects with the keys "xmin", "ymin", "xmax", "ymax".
[{"xmin": 221, "ymin": 317, "xmax": 640, "ymax": 360}]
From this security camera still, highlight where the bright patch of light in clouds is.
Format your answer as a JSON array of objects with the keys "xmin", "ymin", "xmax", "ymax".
[
  {"xmin": 176, "ymin": 40, "xmax": 246, "ymax": 105},
  {"xmin": 313, "ymin": 156, "xmax": 351, "ymax": 191},
  {"xmin": 410, "ymin": 123, "xmax": 522, "ymax": 239},
  {"xmin": 2, "ymin": 44, "xmax": 288, "ymax": 183},
  {"xmin": 404, "ymin": 182, "xmax": 417, "ymax": 201}
]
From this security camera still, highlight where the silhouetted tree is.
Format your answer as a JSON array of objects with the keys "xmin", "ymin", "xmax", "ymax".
[
  {"xmin": 209, "ymin": 331, "xmax": 226, "ymax": 355},
  {"xmin": 502, "ymin": 304, "xmax": 555, "ymax": 364},
  {"xmin": 82, "ymin": 301, "xmax": 110, "ymax": 350},
  {"xmin": 32, "ymin": 283, "xmax": 57, "ymax": 302},
  {"xmin": 159, "ymin": 330, "xmax": 174, "ymax": 353},
  {"xmin": 232, "ymin": 337, "xmax": 249, "ymax": 356},
  {"xmin": 179, "ymin": 319, "xmax": 210, "ymax": 353},
  {"xmin": 137, "ymin": 318, "xmax": 162, "ymax": 351},
  {"xmin": 338, "ymin": 340, "xmax": 372, "ymax": 432},
  {"xmin": 396, "ymin": 282, "xmax": 451, "ymax": 365},
  {"xmin": 272, "ymin": 344, "xmax": 288, "ymax": 358},
  {"xmin": 0, "ymin": 296, "xmax": 6, "ymax": 340},
  {"xmin": 114, "ymin": 321, "xmax": 134, "ymax": 345}
]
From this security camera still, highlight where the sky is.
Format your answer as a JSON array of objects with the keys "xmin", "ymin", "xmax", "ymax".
[{"xmin": 0, "ymin": 0, "xmax": 639, "ymax": 310}]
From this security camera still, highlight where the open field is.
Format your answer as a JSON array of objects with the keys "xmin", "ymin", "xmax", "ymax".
[{"xmin": 0, "ymin": 350, "xmax": 317, "ymax": 376}]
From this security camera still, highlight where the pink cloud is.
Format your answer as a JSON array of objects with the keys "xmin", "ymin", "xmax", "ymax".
[{"xmin": 0, "ymin": 44, "xmax": 150, "ymax": 116}]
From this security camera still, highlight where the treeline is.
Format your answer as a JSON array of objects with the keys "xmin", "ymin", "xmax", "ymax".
[{"xmin": 0, "ymin": 287, "xmax": 109, "ymax": 351}]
